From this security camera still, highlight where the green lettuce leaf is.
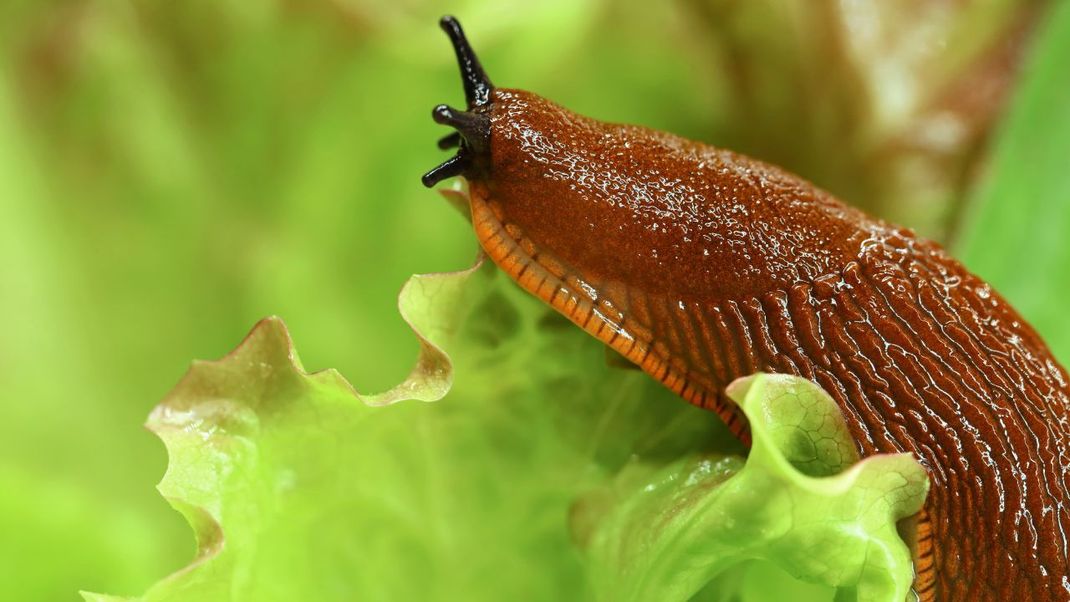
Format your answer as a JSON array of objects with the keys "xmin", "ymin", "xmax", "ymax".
[
  {"xmin": 83, "ymin": 257, "xmax": 736, "ymax": 601},
  {"xmin": 83, "ymin": 256, "xmax": 492, "ymax": 602},
  {"xmin": 84, "ymin": 244, "xmax": 926, "ymax": 601},
  {"xmin": 580, "ymin": 373, "xmax": 928, "ymax": 602}
]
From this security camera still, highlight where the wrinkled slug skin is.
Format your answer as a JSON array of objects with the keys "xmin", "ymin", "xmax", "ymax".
[{"xmin": 468, "ymin": 89, "xmax": 1070, "ymax": 600}]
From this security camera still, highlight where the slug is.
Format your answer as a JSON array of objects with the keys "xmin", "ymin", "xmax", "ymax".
[{"xmin": 422, "ymin": 16, "xmax": 1070, "ymax": 601}]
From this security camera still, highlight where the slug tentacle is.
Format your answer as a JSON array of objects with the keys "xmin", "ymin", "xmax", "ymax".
[
  {"xmin": 421, "ymin": 153, "xmax": 470, "ymax": 189},
  {"xmin": 423, "ymin": 20, "xmax": 494, "ymax": 188},
  {"xmin": 431, "ymin": 105, "xmax": 490, "ymax": 155},
  {"xmin": 439, "ymin": 15, "xmax": 494, "ymax": 108},
  {"xmin": 437, "ymin": 132, "xmax": 462, "ymax": 150},
  {"xmin": 422, "ymin": 103, "xmax": 491, "ymax": 188}
]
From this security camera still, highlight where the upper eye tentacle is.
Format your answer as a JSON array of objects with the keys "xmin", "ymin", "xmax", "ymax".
[{"xmin": 439, "ymin": 15, "xmax": 494, "ymax": 109}]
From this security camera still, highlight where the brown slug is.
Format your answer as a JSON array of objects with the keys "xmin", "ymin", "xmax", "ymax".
[{"xmin": 422, "ymin": 16, "xmax": 1070, "ymax": 601}]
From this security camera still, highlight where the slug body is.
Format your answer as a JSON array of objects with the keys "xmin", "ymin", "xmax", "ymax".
[{"xmin": 425, "ymin": 17, "xmax": 1070, "ymax": 600}]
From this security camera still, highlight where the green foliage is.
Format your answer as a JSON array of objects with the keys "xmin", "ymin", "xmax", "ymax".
[
  {"xmin": 584, "ymin": 374, "xmax": 927, "ymax": 602},
  {"xmin": 82, "ymin": 260, "xmax": 739, "ymax": 601},
  {"xmin": 0, "ymin": 1, "xmax": 1063, "ymax": 599},
  {"xmin": 80, "ymin": 260, "xmax": 925, "ymax": 600},
  {"xmin": 957, "ymin": 0, "xmax": 1070, "ymax": 361}
]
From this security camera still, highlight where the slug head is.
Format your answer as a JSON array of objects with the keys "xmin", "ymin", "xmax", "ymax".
[
  {"xmin": 422, "ymin": 16, "xmax": 493, "ymax": 188},
  {"xmin": 424, "ymin": 17, "xmax": 879, "ymax": 302}
]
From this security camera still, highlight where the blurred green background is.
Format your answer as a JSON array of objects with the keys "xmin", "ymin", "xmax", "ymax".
[{"xmin": 1, "ymin": 0, "xmax": 1067, "ymax": 599}]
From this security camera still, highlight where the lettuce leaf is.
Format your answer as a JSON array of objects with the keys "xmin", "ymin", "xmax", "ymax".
[
  {"xmin": 82, "ymin": 257, "xmax": 732, "ymax": 601},
  {"xmin": 84, "ymin": 248, "xmax": 926, "ymax": 601},
  {"xmin": 580, "ymin": 374, "xmax": 928, "ymax": 602},
  {"xmin": 83, "ymin": 256, "xmax": 492, "ymax": 601}
]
